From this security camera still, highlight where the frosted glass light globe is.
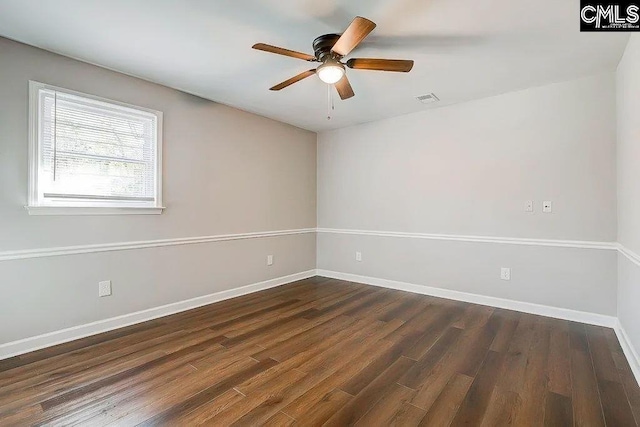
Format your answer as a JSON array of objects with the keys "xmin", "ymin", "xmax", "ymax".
[{"xmin": 317, "ymin": 61, "xmax": 345, "ymax": 84}]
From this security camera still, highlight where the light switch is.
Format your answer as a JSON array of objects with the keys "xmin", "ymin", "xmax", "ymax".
[{"xmin": 543, "ymin": 201, "xmax": 553, "ymax": 213}]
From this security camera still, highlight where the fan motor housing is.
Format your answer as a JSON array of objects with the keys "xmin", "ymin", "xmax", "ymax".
[{"xmin": 313, "ymin": 34, "xmax": 341, "ymax": 61}]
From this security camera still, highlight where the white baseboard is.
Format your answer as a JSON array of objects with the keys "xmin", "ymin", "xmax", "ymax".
[
  {"xmin": 0, "ymin": 270, "xmax": 316, "ymax": 360},
  {"xmin": 316, "ymin": 269, "xmax": 617, "ymax": 328},
  {"xmin": 615, "ymin": 321, "xmax": 640, "ymax": 387}
]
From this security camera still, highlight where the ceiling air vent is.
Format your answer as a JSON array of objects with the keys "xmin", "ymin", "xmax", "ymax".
[{"xmin": 416, "ymin": 93, "xmax": 439, "ymax": 104}]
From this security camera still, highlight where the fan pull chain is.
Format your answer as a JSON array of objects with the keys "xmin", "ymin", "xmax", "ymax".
[
  {"xmin": 327, "ymin": 84, "xmax": 335, "ymax": 120},
  {"xmin": 327, "ymin": 84, "xmax": 331, "ymax": 120}
]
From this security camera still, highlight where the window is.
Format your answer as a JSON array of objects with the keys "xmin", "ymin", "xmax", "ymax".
[{"xmin": 27, "ymin": 81, "xmax": 163, "ymax": 215}]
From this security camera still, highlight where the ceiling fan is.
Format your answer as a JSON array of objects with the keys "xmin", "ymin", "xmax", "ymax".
[{"xmin": 252, "ymin": 16, "xmax": 414, "ymax": 100}]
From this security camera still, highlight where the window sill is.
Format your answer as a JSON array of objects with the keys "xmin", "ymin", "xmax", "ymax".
[{"xmin": 25, "ymin": 206, "xmax": 165, "ymax": 216}]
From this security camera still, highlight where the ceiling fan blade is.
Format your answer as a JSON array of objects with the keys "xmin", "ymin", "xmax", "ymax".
[
  {"xmin": 270, "ymin": 69, "xmax": 317, "ymax": 91},
  {"xmin": 331, "ymin": 16, "xmax": 376, "ymax": 57},
  {"xmin": 335, "ymin": 75, "xmax": 355, "ymax": 100},
  {"xmin": 252, "ymin": 43, "xmax": 316, "ymax": 61},
  {"xmin": 346, "ymin": 58, "xmax": 414, "ymax": 72}
]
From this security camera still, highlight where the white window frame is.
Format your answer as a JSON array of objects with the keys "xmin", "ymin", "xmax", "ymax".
[{"xmin": 26, "ymin": 81, "xmax": 164, "ymax": 215}]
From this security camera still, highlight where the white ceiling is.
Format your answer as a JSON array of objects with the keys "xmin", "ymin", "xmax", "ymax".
[{"xmin": 0, "ymin": 0, "xmax": 630, "ymax": 132}]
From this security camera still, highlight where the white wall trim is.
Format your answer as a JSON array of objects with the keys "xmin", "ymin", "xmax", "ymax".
[
  {"xmin": 24, "ymin": 206, "xmax": 165, "ymax": 216},
  {"xmin": 618, "ymin": 243, "xmax": 640, "ymax": 268},
  {"xmin": 0, "ymin": 228, "xmax": 316, "ymax": 262},
  {"xmin": 615, "ymin": 320, "xmax": 640, "ymax": 386},
  {"xmin": 1, "ymin": 228, "xmax": 621, "ymax": 263},
  {"xmin": 316, "ymin": 269, "xmax": 617, "ymax": 328},
  {"xmin": 0, "ymin": 269, "xmax": 316, "ymax": 360},
  {"xmin": 317, "ymin": 228, "xmax": 617, "ymax": 250}
]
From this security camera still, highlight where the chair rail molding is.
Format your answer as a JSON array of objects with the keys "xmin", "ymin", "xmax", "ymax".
[
  {"xmin": 618, "ymin": 243, "xmax": 640, "ymax": 268},
  {"xmin": 317, "ymin": 228, "xmax": 617, "ymax": 250},
  {"xmin": 0, "ymin": 228, "xmax": 316, "ymax": 262}
]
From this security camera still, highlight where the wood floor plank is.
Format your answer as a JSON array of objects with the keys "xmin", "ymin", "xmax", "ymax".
[
  {"xmin": 137, "ymin": 358, "xmax": 279, "ymax": 425},
  {"xmin": 512, "ymin": 318, "xmax": 551, "ymax": 425},
  {"xmin": 547, "ymin": 319, "xmax": 572, "ymax": 397},
  {"xmin": 34, "ymin": 340, "xmax": 243, "ymax": 425},
  {"xmin": 83, "ymin": 353, "xmax": 259, "ymax": 425},
  {"xmin": 479, "ymin": 387, "xmax": 521, "ymax": 427},
  {"xmin": 570, "ymin": 322, "xmax": 606, "ymax": 427},
  {"xmin": 0, "ymin": 356, "xmax": 21, "ymax": 373},
  {"xmin": 38, "ymin": 365, "xmax": 199, "ymax": 426},
  {"xmin": 281, "ymin": 340, "xmax": 396, "ymax": 422},
  {"xmin": 494, "ymin": 313, "xmax": 537, "ymax": 394},
  {"xmin": 408, "ymin": 311, "xmax": 510, "ymax": 411},
  {"xmin": 403, "ymin": 306, "xmax": 465, "ymax": 360},
  {"xmin": 0, "ymin": 328, "xmax": 189, "ymax": 396},
  {"xmin": 419, "ymin": 373, "xmax": 473, "ymax": 426},
  {"xmin": 613, "ymin": 351, "xmax": 640, "ymax": 424},
  {"xmin": 263, "ymin": 410, "xmax": 298, "ymax": 426},
  {"xmin": 354, "ymin": 383, "xmax": 417, "ymax": 426},
  {"xmin": 323, "ymin": 356, "xmax": 416, "ymax": 426},
  {"xmin": 0, "ymin": 348, "xmax": 171, "ymax": 419},
  {"xmin": 488, "ymin": 309, "xmax": 521, "ymax": 353},
  {"xmin": 230, "ymin": 320, "xmax": 404, "ymax": 424},
  {"xmin": 543, "ymin": 391, "xmax": 573, "ymax": 427},
  {"xmin": 455, "ymin": 311, "xmax": 505, "ymax": 377},
  {"xmin": 339, "ymin": 341, "xmax": 405, "ymax": 396},
  {"xmin": 587, "ymin": 324, "xmax": 624, "ymax": 383},
  {"xmin": 40, "ymin": 335, "xmax": 226, "ymax": 411},
  {"xmin": 169, "ymin": 388, "xmax": 245, "ymax": 426},
  {"xmin": 451, "ymin": 350, "xmax": 505, "ymax": 426},
  {"xmin": 295, "ymin": 320, "xmax": 388, "ymax": 376},
  {"xmin": 0, "ymin": 277, "xmax": 637, "ymax": 427},
  {"xmin": 453, "ymin": 304, "xmax": 495, "ymax": 330},
  {"xmin": 202, "ymin": 367, "xmax": 311, "ymax": 425},
  {"xmin": 288, "ymin": 388, "xmax": 352, "ymax": 425},
  {"xmin": 251, "ymin": 314, "xmax": 359, "ymax": 363},
  {"xmin": 377, "ymin": 297, "xmax": 420, "ymax": 322},
  {"xmin": 399, "ymin": 326, "xmax": 463, "ymax": 390},
  {"xmin": 598, "ymin": 379, "xmax": 637, "ymax": 426}
]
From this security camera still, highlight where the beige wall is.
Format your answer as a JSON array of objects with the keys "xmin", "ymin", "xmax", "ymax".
[
  {"xmin": 318, "ymin": 73, "xmax": 617, "ymax": 241},
  {"xmin": 617, "ymin": 35, "xmax": 640, "ymax": 362},
  {"xmin": 0, "ymin": 37, "xmax": 317, "ymax": 344},
  {"xmin": 0, "ymin": 37, "xmax": 316, "ymax": 251},
  {"xmin": 317, "ymin": 73, "xmax": 618, "ymax": 315}
]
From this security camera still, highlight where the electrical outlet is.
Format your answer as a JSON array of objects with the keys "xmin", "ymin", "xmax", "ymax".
[
  {"xmin": 525, "ymin": 200, "xmax": 534, "ymax": 212},
  {"xmin": 98, "ymin": 280, "xmax": 112, "ymax": 297},
  {"xmin": 500, "ymin": 268, "xmax": 511, "ymax": 281},
  {"xmin": 543, "ymin": 201, "xmax": 553, "ymax": 213},
  {"xmin": 267, "ymin": 255, "xmax": 273, "ymax": 266},
  {"xmin": 355, "ymin": 251, "xmax": 362, "ymax": 262}
]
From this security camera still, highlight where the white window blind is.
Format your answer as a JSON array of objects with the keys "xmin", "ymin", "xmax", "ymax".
[{"xmin": 28, "ymin": 82, "xmax": 163, "ymax": 213}]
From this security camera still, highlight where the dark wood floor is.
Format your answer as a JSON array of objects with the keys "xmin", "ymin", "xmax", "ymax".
[{"xmin": 1, "ymin": 277, "xmax": 639, "ymax": 426}]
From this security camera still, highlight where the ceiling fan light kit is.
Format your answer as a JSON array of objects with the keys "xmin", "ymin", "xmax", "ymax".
[
  {"xmin": 317, "ymin": 60, "xmax": 345, "ymax": 84},
  {"xmin": 252, "ymin": 16, "xmax": 414, "ymax": 103}
]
